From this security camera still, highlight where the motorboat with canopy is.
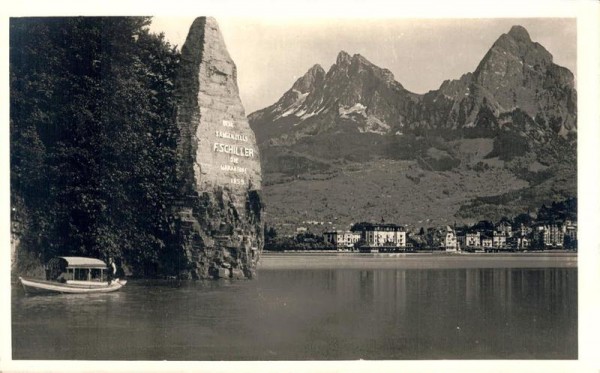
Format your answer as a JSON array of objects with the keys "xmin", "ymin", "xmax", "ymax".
[{"xmin": 19, "ymin": 256, "xmax": 127, "ymax": 294}]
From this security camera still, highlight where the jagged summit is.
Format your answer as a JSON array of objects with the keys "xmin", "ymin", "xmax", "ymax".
[
  {"xmin": 333, "ymin": 51, "xmax": 387, "ymax": 73},
  {"xmin": 334, "ymin": 51, "xmax": 383, "ymax": 68},
  {"xmin": 292, "ymin": 64, "xmax": 325, "ymax": 93},
  {"xmin": 484, "ymin": 24, "xmax": 553, "ymax": 68},
  {"xmin": 351, "ymin": 53, "xmax": 372, "ymax": 65},
  {"xmin": 336, "ymin": 50, "xmax": 352, "ymax": 65},
  {"xmin": 329, "ymin": 51, "xmax": 398, "ymax": 84},
  {"xmin": 249, "ymin": 49, "xmax": 416, "ymax": 142},
  {"xmin": 507, "ymin": 25, "xmax": 532, "ymax": 42},
  {"xmin": 309, "ymin": 63, "xmax": 325, "ymax": 74},
  {"xmin": 462, "ymin": 24, "xmax": 575, "ymax": 134}
]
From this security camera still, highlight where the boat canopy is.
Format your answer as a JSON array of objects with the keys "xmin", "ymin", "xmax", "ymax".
[{"xmin": 58, "ymin": 256, "xmax": 107, "ymax": 269}]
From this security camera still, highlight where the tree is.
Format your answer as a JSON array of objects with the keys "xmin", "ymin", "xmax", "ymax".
[
  {"xmin": 10, "ymin": 17, "xmax": 182, "ymax": 276},
  {"xmin": 513, "ymin": 213, "xmax": 533, "ymax": 227},
  {"xmin": 471, "ymin": 220, "xmax": 494, "ymax": 234},
  {"xmin": 264, "ymin": 225, "xmax": 277, "ymax": 241}
]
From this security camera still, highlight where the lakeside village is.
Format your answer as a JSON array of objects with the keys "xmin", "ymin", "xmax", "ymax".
[{"xmin": 264, "ymin": 198, "xmax": 577, "ymax": 253}]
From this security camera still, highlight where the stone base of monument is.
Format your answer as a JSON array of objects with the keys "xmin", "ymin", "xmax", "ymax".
[{"xmin": 174, "ymin": 188, "xmax": 263, "ymax": 280}]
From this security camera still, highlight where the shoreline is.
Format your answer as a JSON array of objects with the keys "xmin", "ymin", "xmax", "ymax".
[
  {"xmin": 263, "ymin": 249, "xmax": 576, "ymax": 254},
  {"xmin": 258, "ymin": 251, "xmax": 577, "ymax": 270}
]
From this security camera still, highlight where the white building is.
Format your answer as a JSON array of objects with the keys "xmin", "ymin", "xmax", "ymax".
[
  {"xmin": 445, "ymin": 226, "xmax": 459, "ymax": 252},
  {"xmin": 492, "ymin": 231, "xmax": 507, "ymax": 248},
  {"xmin": 323, "ymin": 230, "xmax": 362, "ymax": 249},
  {"xmin": 481, "ymin": 236, "xmax": 493, "ymax": 248},
  {"xmin": 466, "ymin": 232, "xmax": 481, "ymax": 247},
  {"xmin": 534, "ymin": 224, "xmax": 564, "ymax": 248},
  {"xmin": 351, "ymin": 223, "xmax": 406, "ymax": 248}
]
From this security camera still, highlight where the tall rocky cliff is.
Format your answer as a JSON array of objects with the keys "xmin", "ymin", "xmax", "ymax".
[{"xmin": 174, "ymin": 17, "xmax": 263, "ymax": 279}]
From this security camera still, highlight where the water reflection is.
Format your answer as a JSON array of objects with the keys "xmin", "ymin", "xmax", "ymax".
[{"xmin": 12, "ymin": 266, "xmax": 577, "ymax": 360}]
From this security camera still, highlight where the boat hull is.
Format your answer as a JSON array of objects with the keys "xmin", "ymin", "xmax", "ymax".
[{"xmin": 19, "ymin": 277, "xmax": 126, "ymax": 294}]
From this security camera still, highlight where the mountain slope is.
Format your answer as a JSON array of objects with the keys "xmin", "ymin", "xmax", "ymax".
[{"xmin": 249, "ymin": 25, "xmax": 577, "ymax": 233}]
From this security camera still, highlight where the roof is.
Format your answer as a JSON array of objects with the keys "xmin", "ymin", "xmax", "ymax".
[
  {"xmin": 351, "ymin": 222, "xmax": 405, "ymax": 232},
  {"xmin": 323, "ymin": 230, "xmax": 359, "ymax": 235},
  {"xmin": 59, "ymin": 256, "xmax": 107, "ymax": 268}
]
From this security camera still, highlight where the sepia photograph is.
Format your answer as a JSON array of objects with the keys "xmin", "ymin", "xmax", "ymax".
[{"xmin": 1, "ymin": 1, "xmax": 599, "ymax": 372}]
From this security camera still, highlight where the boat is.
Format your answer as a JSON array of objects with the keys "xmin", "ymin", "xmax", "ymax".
[{"xmin": 18, "ymin": 256, "xmax": 127, "ymax": 294}]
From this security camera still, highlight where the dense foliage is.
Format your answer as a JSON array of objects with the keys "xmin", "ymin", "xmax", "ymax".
[
  {"xmin": 536, "ymin": 197, "xmax": 577, "ymax": 224},
  {"xmin": 10, "ymin": 17, "xmax": 183, "ymax": 276},
  {"xmin": 264, "ymin": 229, "xmax": 335, "ymax": 251}
]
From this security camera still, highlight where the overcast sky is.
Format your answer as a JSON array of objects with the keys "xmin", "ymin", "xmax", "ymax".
[{"xmin": 149, "ymin": 17, "xmax": 576, "ymax": 114}]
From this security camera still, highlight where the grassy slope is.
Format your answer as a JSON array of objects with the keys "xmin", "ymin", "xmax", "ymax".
[
  {"xmin": 263, "ymin": 159, "xmax": 531, "ymax": 235},
  {"xmin": 260, "ymin": 135, "xmax": 576, "ymax": 235}
]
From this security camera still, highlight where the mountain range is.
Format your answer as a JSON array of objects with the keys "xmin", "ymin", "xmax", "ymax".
[{"xmin": 248, "ymin": 25, "xmax": 577, "ymax": 234}]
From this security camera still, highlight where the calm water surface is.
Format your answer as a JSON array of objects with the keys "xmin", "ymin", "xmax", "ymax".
[{"xmin": 12, "ymin": 253, "xmax": 577, "ymax": 360}]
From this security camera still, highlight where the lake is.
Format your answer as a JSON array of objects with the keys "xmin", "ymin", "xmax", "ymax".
[{"xmin": 11, "ymin": 253, "xmax": 577, "ymax": 360}]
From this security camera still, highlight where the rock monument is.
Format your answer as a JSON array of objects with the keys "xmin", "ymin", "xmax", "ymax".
[{"xmin": 173, "ymin": 17, "xmax": 263, "ymax": 279}]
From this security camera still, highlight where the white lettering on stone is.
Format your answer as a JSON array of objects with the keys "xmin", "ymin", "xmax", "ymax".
[
  {"xmin": 220, "ymin": 164, "xmax": 247, "ymax": 174},
  {"xmin": 215, "ymin": 130, "xmax": 248, "ymax": 142},
  {"xmin": 222, "ymin": 120, "xmax": 234, "ymax": 128},
  {"xmin": 213, "ymin": 143, "xmax": 254, "ymax": 157},
  {"xmin": 230, "ymin": 178, "xmax": 246, "ymax": 185}
]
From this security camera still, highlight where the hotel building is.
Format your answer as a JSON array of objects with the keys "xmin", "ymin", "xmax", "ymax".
[{"xmin": 351, "ymin": 222, "xmax": 407, "ymax": 248}]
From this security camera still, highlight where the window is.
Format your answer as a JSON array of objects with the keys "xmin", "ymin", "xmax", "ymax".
[
  {"xmin": 91, "ymin": 268, "xmax": 103, "ymax": 282},
  {"xmin": 74, "ymin": 268, "xmax": 89, "ymax": 281}
]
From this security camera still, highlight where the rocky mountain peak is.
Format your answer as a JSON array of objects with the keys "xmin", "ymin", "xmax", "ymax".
[
  {"xmin": 309, "ymin": 63, "xmax": 325, "ymax": 75},
  {"xmin": 467, "ymin": 24, "xmax": 574, "ymax": 130},
  {"xmin": 507, "ymin": 25, "xmax": 532, "ymax": 43},
  {"xmin": 353, "ymin": 53, "xmax": 394, "ymax": 77},
  {"xmin": 336, "ymin": 50, "xmax": 352, "ymax": 65},
  {"xmin": 351, "ymin": 53, "xmax": 371, "ymax": 65},
  {"xmin": 292, "ymin": 64, "xmax": 325, "ymax": 93},
  {"xmin": 484, "ymin": 25, "xmax": 553, "ymax": 67},
  {"xmin": 328, "ymin": 51, "xmax": 398, "ymax": 85}
]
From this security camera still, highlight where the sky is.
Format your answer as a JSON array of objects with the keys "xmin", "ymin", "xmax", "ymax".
[{"xmin": 149, "ymin": 17, "xmax": 576, "ymax": 114}]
